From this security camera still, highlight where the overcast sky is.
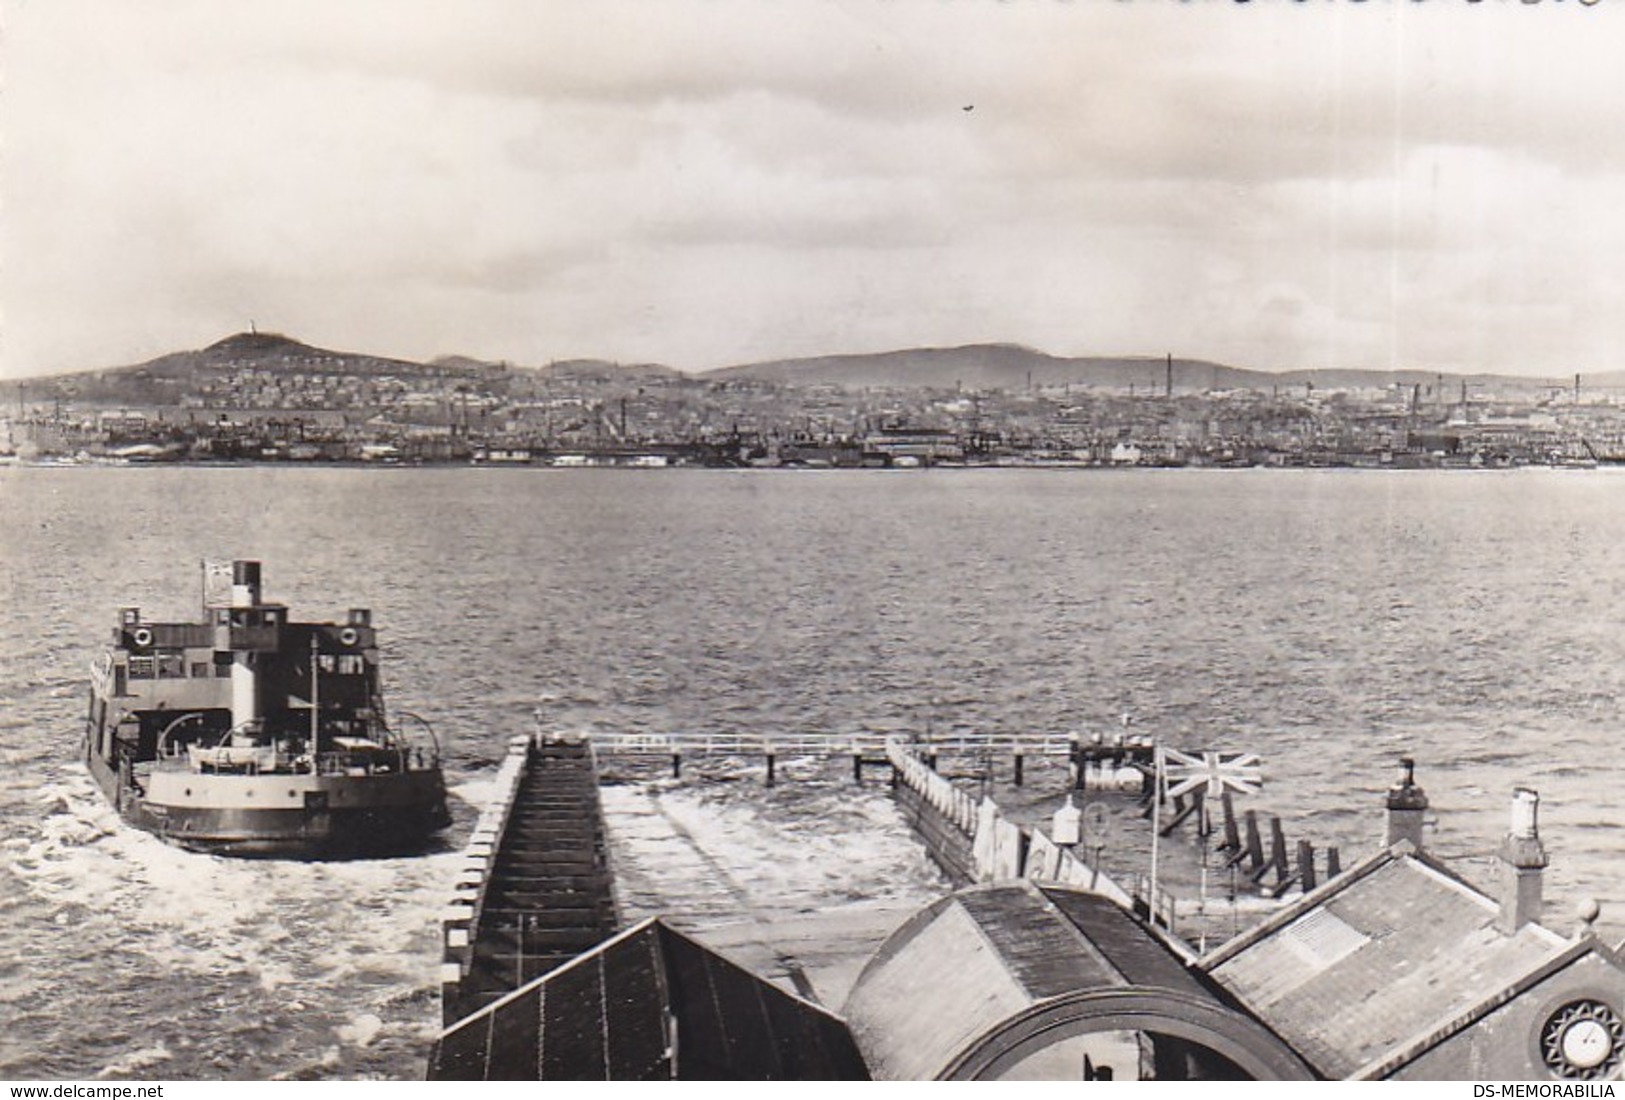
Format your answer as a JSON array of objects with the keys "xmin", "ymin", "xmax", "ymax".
[{"xmin": 3, "ymin": 1, "xmax": 1624, "ymax": 379}]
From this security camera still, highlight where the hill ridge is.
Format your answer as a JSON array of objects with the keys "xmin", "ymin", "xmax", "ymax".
[{"xmin": 7, "ymin": 332, "xmax": 1621, "ymax": 397}]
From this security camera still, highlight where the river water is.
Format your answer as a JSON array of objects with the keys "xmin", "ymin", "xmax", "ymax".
[{"xmin": 3, "ymin": 465, "xmax": 1624, "ymax": 1078}]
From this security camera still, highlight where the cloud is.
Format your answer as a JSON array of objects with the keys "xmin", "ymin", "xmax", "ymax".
[{"xmin": 7, "ymin": 0, "xmax": 1625, "ymax": 377}]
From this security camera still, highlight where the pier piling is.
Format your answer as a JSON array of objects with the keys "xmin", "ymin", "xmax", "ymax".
[
  {"xmin": 1298, "ymin": 839, "xmax": 1317, "ymax": 892},
  {"xmin": 1243, "ymin": 810, "xmax": 1265, "ymax": 872},
  {"xmin": 1159, "ymin": 796, "xmax": 1199, "ymax": 837},
  {"xmin": 1220, "ymin": 790, "xmax": 1240, "ymax": 852}
]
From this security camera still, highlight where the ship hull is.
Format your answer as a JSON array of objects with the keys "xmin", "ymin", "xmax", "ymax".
[
  {"xmin": 126, "ymin": 801, "xmax": 452, "ymax": 858},
  {"xmin": 85, "ymin": 744, "xmax": 451, "ymax": 858}
]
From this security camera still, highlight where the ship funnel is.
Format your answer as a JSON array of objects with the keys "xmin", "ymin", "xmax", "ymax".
[
  {"xmin": 232, "ymin": 560, "xmax": 263, "ymax": 608},
  {"xmin": 224, "ymin": 560, "xmax": 264, "ymax": 734}
]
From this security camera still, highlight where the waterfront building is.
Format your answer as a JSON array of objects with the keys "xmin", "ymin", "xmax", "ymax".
[
  {"xmin": 429, "ymin": 751, "xmax": 1625, "ymax": 1081},
  {"xmin": 1201, "ymin": 782, "xmax": 1625, "ymax": 1081},
  {"xmin": 862, "ymin": 426, "xmax": 964, "ymax": 464}
]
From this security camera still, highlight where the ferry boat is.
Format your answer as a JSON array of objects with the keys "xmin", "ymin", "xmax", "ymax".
[{"xmin": 83, "ymin": 560, "xmax": 451, "ymax": 857}]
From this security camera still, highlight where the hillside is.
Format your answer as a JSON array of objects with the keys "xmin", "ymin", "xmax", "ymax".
[
  {"xmin": 707, "ymin": 344, "xmax": 1280, "ymax": 393},
  {"xmin": 121, "ymin": 331, "xmax": 431, "ymax": 380},
  {"xmin": 4, "ymin": 332, "xmax": 446, "ymax": 405},
  {"xmin": 1, "ymin": 334, "xmax": 685, "ymax": 406},
  {"xmin": 1269, "ymin": 368, "xmax": 1587, "ymax": 394},
  {"xmin": 705, "ymin": 343, "xmax": 1587, "ymax": 395},
  {"xmin": 535, "ymin": 358, "xmax": 685, "ymax": 385},
  {"xmin": 4, "ymin": 333, "xmax": 1608, "ymax": 407}
]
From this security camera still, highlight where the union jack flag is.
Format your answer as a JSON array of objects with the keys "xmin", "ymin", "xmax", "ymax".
[
  {"xmin": 1159, "ymin": 747, "xmax": 1262, "ymax": 800},
  {"xmin": 201, "ymin": 559, "xmax": 235, "ymax": 607}
]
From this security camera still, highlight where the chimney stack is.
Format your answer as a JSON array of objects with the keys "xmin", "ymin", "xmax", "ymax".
[
  {"xmin": 1496, "ymin": 787, "xmax": 1549, "ymax": 935},
  {"xmin": 1385, "ymin": 757, "xmax": 1428, "ymax": 850}
]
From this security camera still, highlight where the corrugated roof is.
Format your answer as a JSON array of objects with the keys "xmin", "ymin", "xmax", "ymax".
[
  {"xmin": 842, "ymin": 899, "xmax": 1035, "ymax": 1082},
  {"xmin": 844, "ymin": 882, "xmax": 1246, "ymax": 1080},
  {"xmin": 956, "ymin": 887, "xmax": 1124, "ymax": 998},
  {"xmin": 429, "ymin": 918, "xmax": 868, "ymax": 1080},
  {"xmin": 1205, "ymin": 852, "xmax": 1569, "ymax": 1079},
  {"xmin": 1042, "ymin": 886, "xmax": 1212, "ymax": 995}
]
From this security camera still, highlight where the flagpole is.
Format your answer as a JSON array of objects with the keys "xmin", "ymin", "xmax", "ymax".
[
  {"xmin": 1199, "ymin": 786, "xmax": 1210, "ymax": 954},
  {"xmin": 1149, "ymin": 742, "xmax": 1162, "ymax": 923}
]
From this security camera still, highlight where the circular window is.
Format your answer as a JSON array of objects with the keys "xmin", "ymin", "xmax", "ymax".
[{"xmin": 1541, "ymin": 1000, "xmax": 1624, "ymax": 1079}]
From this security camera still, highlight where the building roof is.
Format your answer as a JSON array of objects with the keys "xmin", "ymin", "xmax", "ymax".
[
  {"xmin": 1201, "ymin": 841, "xmax": 1570, "ymax": 1079},
  {"xmin": 843, "ymin": 881, "xmax": 1312, "ymax": 1081},
  {"xmin": 429, "ymin": 917, "xmax": 868, "ymax": 1081}
]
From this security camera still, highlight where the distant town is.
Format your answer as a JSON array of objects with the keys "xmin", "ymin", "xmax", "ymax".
[{"xmin": 4, "ymin": 331, "xmax": 1625, "ymax": 469}]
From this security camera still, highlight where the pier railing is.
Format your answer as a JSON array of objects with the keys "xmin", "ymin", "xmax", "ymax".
[
  {"xmin": 582, "ymin": 730, "xmax": 1147, "ymax": 787},
  {"xmin": 440, "ymin": 733, "xmax": 532, "ymax": 1020},
  {"xmin": 587, "ymin": 731, "xmax": 1082, "ymax": 756},
  {"xmin": 883, "ymin": 737, "xmax": 1142, "ymax": 917}
]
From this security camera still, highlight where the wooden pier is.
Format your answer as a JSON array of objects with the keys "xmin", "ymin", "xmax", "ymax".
[
  {"xmin": 437, "ymin": 728, "xmax": 1333, "ymax": 1028},
  {"xmin": 438, "ymin": 734, "xmax": 619, "ymax": 1026},
  {"xmin": 586, "ymin": 729, "xmax": 1139, "ymax": 789}
]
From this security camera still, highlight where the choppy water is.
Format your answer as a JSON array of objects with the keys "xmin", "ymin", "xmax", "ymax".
[{"xmin": 3, "ymin": 465, "xmax": 1625, "ymax": 1078}]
